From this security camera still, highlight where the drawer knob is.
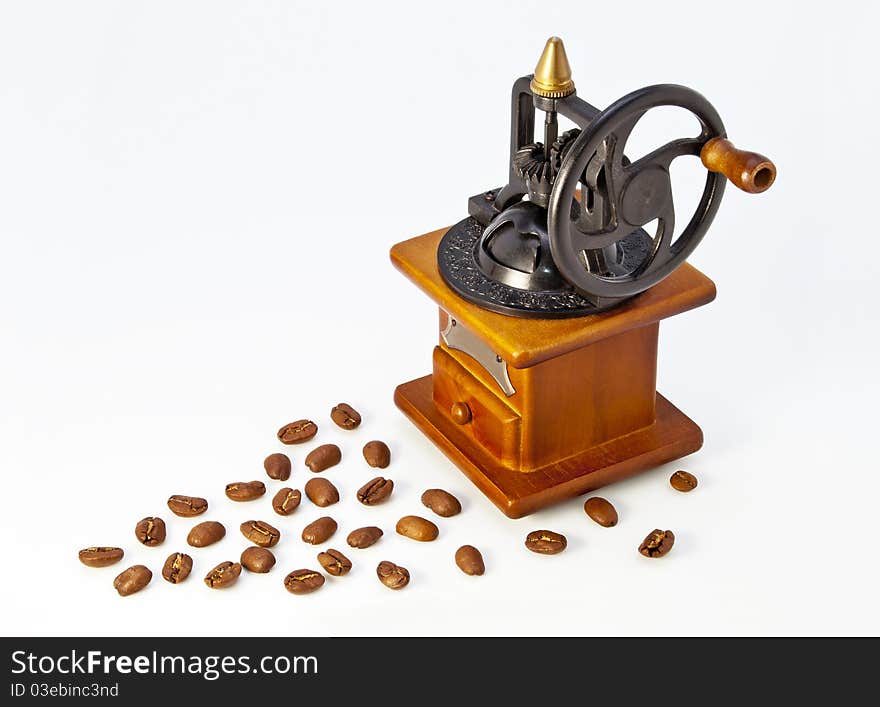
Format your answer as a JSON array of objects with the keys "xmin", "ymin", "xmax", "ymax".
[{"xmin": 450, "ymin": 402, "xmax": 472, "ymax": 425}]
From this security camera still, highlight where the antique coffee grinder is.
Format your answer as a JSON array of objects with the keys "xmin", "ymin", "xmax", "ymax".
[{"xmin": 391, "ymin": 37, "xmax": 776, "ymax": 517}]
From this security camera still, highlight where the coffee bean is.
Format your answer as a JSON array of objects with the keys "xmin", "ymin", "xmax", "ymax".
[
  {"xmin": 347, "ymin": 526, "xmax": 383, "ymax": 549},
  {"xmin": 264, "ymin": 453, "xmax": 292, "ymax": 481},
  {"xmin": 204, "ymin": 561, "xmax": 242, "ymax": 589},
  {"xmin": 305, "ymin": 444, "xmax": 341, "ymax": 473},
  {"xmin": 240, "ymin": 520, "xmax": 280, "ymax": 548},
  {"xmin": 187, "ymin": 521, "xmax": 226, "ymax": 548},
  {"xmin": 331, "ymin": 403, "xmax": 362, "ymax": 430},
  {"xmin": 241, "ymin": 546, "xmax": 276, "ymax": 573},
  {"xmin": 272, "ymin": 487, "xmax": 302, "ymax": 516},
  {"xmin": 135, "ymin": 517, "xmax": 166, "ymax": 547},
  {"xmin": 524, "ymin": 530, "xmax": 567, "ymax": 554},
  {"xmin": 396, "ymin": 515, "xmax": 439, "ymax": 542},
  {"xmin": 284, "ymin": 569, "xmax": 325, "ymax": 595},
  {"xmin": 421, "ymin": 489, "xmax": 461, "ymax": 517},
  {"xmin": 454, "ymin": 545, "xmax": 485, "ymax": 576},
  {"xmin": 670, "ymin": 470, "xmax": 698, "ymax": 492},
  {"xmin": 277, "ymin": 419, "xmax": 318, "ymax": 445},
  {"xmin": 161, "ymin": 552, "xmax": 193, "ymax": 584},
  {"xmin": 376, "ymin": 560, "xmax": 409, "ymax": 590},
  {"xmin": 225, "ymin": 480, "xmax": 266, "ymax": 502},
  {"xmin": 362, "ymin": 440, "xmax": 391, "ymax": 468},
  {"xmin": 78, "ymin": 547, "xmax": 124, "ymax": 568},
  {"xmin": 113, "ymin": 565, "xmax": 152, "ymax": 596},
  {"xmin": 357, "ymin": 477, "xmax": 394, "ymax": 505},
  {"xmin": 583, "ymin": 497, "xmax": 618, "ymax": 527},
  {"xmin": 301, "ymin": 516, "xmax": 337, "ymax": 545},
  {"xmin": 305, "ymin": 478, "xmax": 339, "ymax": 507},
  {"xmin": 638, "ymin": 529, "xmax": 675, "ymax": 558},
  {"xmin": 317, "ymin": 548, "xmax": 352, "ymax": 577},
  {"xmin": 167, "ymin": 495, "xmax": 208, "ymax": 517}
]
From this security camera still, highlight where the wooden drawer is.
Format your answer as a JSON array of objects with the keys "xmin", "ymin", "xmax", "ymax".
[{"xmin": 432, "ymin": 346, "xmax": 521, "ymax": 468}]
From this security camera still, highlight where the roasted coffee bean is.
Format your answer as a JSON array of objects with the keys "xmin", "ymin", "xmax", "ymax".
[
  {"xmin": 135, "ymin": 517, "xmax": 166, "ymax": 547},
  {"xmin": 284, "ymin": 569, "xmax": 325, "ymax": 595},
  {"xmin": 346, "ymin": 526, "xmax": 383, "ymax": 549},
  {"xmin": 331, "ymin": 403, "xmax": 362, "ymax": 430},
  {"xmin": 357, "ymin": 477, "xmax": 394, "ymax": 505},
  {"xmin": 161, "ymin": 552, "xmax": 193, "ymax": 584},
  {"xmin": 305, "ymin": 444, "xmax": 341, "ymax": 473},
  {"xmin": 376, "ymin": 561, "xmax": 409, "ymax": 590},
  {"xmin": 638, "ymin": 529, "xmax": 675, "ymax": 558},
  {"xmin": 277, "ymin": 419, "xmax": 318, "ymax": 444},
  {"xmin": 301, "ymin": 516, "xmax": 337, "ymax": 545},
  {"xmin": 240, "ymin": 546, "xmax": 276, "ymax": 573},
  {"xmin": 240, "ymin": 520, "xmax": 280, "ymax": 548},
  {"xmin": 305, "ymin": 477, "xmax": 339, "ymax": 507},
  {"xmin": 78, "ymin": 547, "xmax": 124, "ymax": 568},
  {"xmin": 584, "ymin": 497, "xmax": 618, "ymax": 527},
  {"xmin": 187, "ymin": 520, "xmax": 226, "ymax": 548},
  {"xmin": 113, "ymin": 565, "xmax": 152, "ymax": 596},
  {"xmin": 272, "ymin": 487, "xmax": 302, "ymax": 516},
  {"xmin": 317, "ymin": 548, "xmax": 352, "ymax": 577},
  {"xmin": 264, "ymin": 453, "xmax": 292, "ymax": 481},
  {"xmin": 225, "ymin": 480, "xmax": 266, "ymax": 501},
  {"xmin": 167, "ymin": 495, "xmax": 208, "ymax": 517},
  {"xmin": 524, "ymin": 530, "xmax": 567, "ymax": 555},
  {"xmin": 670, "ymin": 470, "xmax": 698, "ymax": 493},
  {"xmin": 204, "ymin": 561, "xmax": 242, "ymax": 588},
  {"xmin": 396, "ymin": 515, "xmax": 439, "ymax": 542},
  {"xmin": 421, "ymin": 489, "xmax": 461, "ymax": 517},
  {"xmin": 362, "ymin": 440, "xmax": 391, "ymax": 468},
  {"xmin": 455, "ymin": 545, "xmax": 485, "ymax": 576}
]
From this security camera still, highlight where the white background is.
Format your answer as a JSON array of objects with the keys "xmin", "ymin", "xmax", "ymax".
[{"xmin": 1, "ymin": 0, "xmax": 877, "ymax": 637}]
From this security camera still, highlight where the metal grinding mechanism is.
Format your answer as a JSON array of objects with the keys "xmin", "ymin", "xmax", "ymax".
[{"xmin": 438, "ymin": 37, "xmax": 776, "ymax": 317}]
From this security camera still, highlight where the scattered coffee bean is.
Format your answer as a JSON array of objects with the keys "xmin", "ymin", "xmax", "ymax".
[
  {"xmin": 305, "ymin": 478, "xmax": 339, "ymax": 507},
  {"xmin": 524, "ymin": 530, "xmax": 567, "ymax": 555},
  {"xmin": 78, "ymin": 547, "xmax": 124, "ymax": 568},
  {"xmin": 670, "ymin": 470, "xmax": 698, "ymax": 492},
  {"xmin": 272, "ymin": 487, "xmax": 302, "ymax": 516},
  {"xmin": 113, "ymin": 565, "xmax": 152, "ymax": 596},
  {"xmin": 161, "ymin": 552, "xmax": 193, "ymax": 584},
  {"xmin": 264, "ymin": 453, "xmax": 292, "ymax": 481},
  {"xmin": 376, "ymin": 561, "xmax": 409, "ymax": 590},
  {"xmin": 362, "ymin": 440, "xmax": 391, "ymax": 468},
  {"xmin": 187, "ymin": 520, "xmax": 226, "ymax": 548},
  {"xmin": 638, "ymin": 529, "xmax": 675, "ymax": 558},
  {"xmin": 277, "ymin": 419, "xmax": 318, "ymax": 444},
  {"xmin": 241, "ymin": 546, "xmax": 276, "ymax": 573},
  {"xmin": 240, "ymin": 520, "xmax": 280, "ymax": 548},
  {"xmin": 301, "ymin": 516, "xmax": 337, "ymax": 545},
  {"xmin": 421, "ymin": 489, "xmax": 461, "ymax": 517},
  {"xmin": 455, "ymin": 545, "xmax": 485, "ymax": 576},
  {"xmin": 317, "ymin": 548, "xmax": 352, "ymax": 577},
  {"xmin": 305, "ymin": 444, "xmax": 341, "ymax": 472},
  {"xmin": 357, "ymin": 477, "xmax": 394, "ymax": 505},
  {"xmin": 331, "ymin": 402, "xmax": 362, "ymax": 430},
  {"xmin": 225, "ymin": 480, "xmax": 266, "ymax": 502},
  {"xmin": 584, "ymin": 497, "xmax": 618, "ymax": 527},
  {"xmin": 167, "ymin": 495, "xmax": 208, "ymax": 517},
  {"xmin": 396, "ymin": 515, "xmax": 439, "ymax": 542},
  {"xmin": 204, "ymin": 561, "xmax": 242, "ymax": 589},
  {"xmin": 135, "ymin": 517, "xmax": 166, "ymax": 547},
  {"xmin": 284, "ymin": 569, "xmax": 325, "ymax": 595},
  {"xmin": 347, "ymin": 526, "xmax": 383, "ymax": 549}
]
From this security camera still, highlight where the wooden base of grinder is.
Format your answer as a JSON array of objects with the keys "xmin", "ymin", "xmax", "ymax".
[{"xmin": 391, "ymin": 228, "xmax": 717, "ymax": 518}]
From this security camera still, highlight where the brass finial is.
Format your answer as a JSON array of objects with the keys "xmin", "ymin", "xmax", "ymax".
[{"xmin": 530, "ymin": 36, "xmax": 575, "ymax": 99}]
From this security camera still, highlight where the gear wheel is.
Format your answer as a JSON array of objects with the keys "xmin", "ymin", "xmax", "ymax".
[
  {"xmin": 550, "ymin": 128, "xmax": 581, "ymax": 173},
  {"xmin": 513, "ymin": 143, "xmax": 552, "ymax": 185}
]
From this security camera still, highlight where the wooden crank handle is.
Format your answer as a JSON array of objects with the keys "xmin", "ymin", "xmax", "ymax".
[{"xmin": 700, "ymin": 137, "xmax": 776, "ymax": 194}]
